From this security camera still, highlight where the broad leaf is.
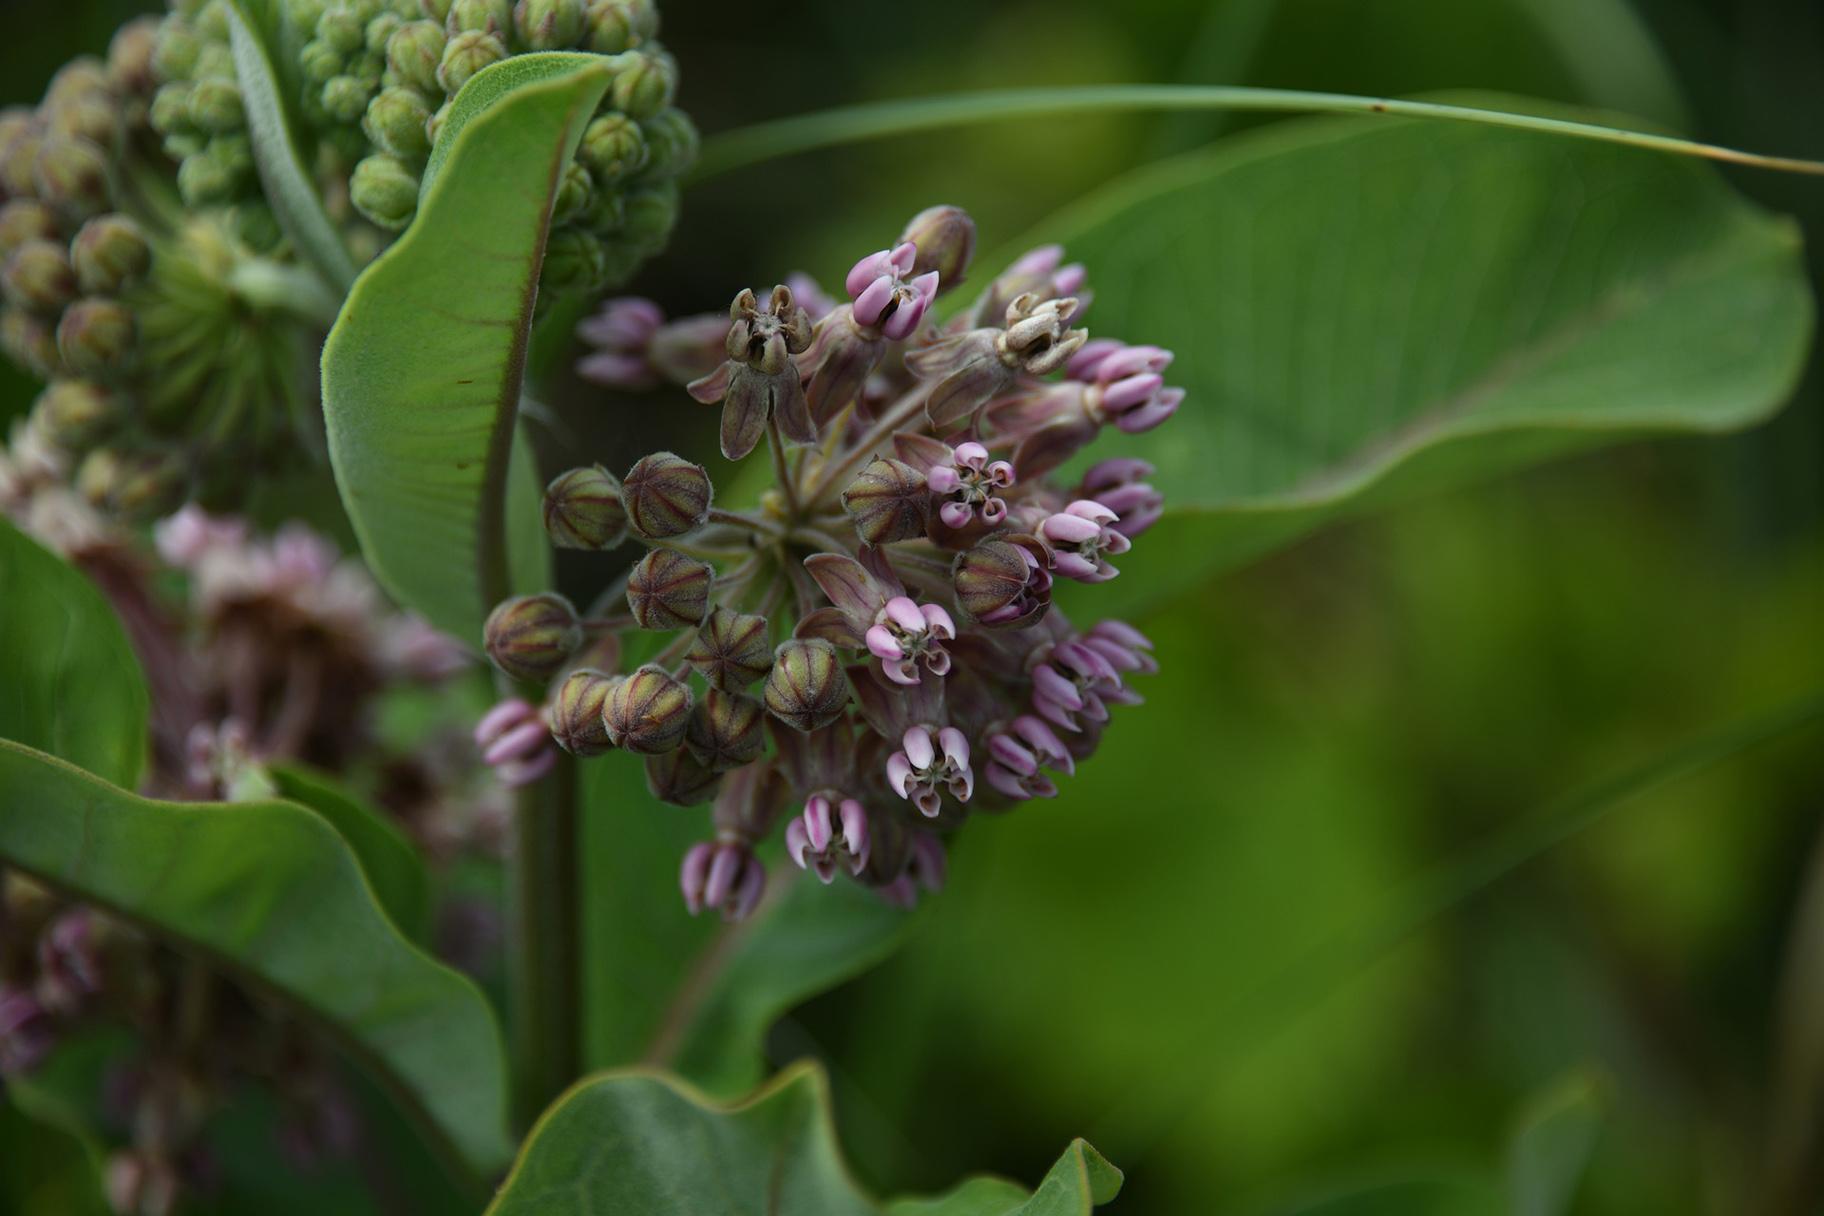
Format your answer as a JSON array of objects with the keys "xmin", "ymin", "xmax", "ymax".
[
  {"xmin": 0, "ymin": 1099, "xmax": 107, "ymax": 1216},
  {"xmin": 0, "ymin": 740, "xmax": 512, "ymax": 1181},
  {"xmin": 485, "ymin": 1062, "xmax": 1120, "ymax": 1215},
  {"xmin": 224, "ymin": 0, "xmax": 358, "ymax": 293},
  {"xmin": 1506, "ymin": 1071, "xmax": 1606, "ymax": 1216},
  {"xmin": 1027, "ymin": 109, "xmax": 1812, "ymax": 611},
  {"xmin": 267, "ymin": 761, "xmax": 432, "ymax": 942},
  {"xmin": 0, "ymin": 520, "xmax": 147, "ymax": 788},
  {"xmin": 323, "ymin": 53, "xmax": 605, "ymax": 641}
]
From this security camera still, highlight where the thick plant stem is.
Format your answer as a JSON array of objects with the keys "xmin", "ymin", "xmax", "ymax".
[{"xmin": 507, "ymin": 750, "xmax": 580, "ymax": 1132}]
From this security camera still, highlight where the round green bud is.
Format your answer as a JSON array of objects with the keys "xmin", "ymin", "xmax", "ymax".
[
  {"xmin": 349, "ymin": 48, "xmax": 387, "ymax": 88},
  {"xmin": 72, "ymin": 214, "xmax": 152, "ymax": 295},
  {"xmin": 540, "ymin": 226, "xmax": 607, "ymax": 296},
  {"xmin": 193, "ymin": 2, "xmax": 232, "ymax": 42},
  {"xmin": 366, "ymin": 11, "xmax": 406, "ymax": 53},
  {"xmin": 151, "ymin": 27, "xmax": 203, "ymax": 82},
  {"xmin": 192, "ymin": 42, "xmax": 236, "ymax": 82},
  {"xmin": 603, "ymin": 663, "xmax": 693, "ymax": 755},
  {"xmin": 580, "ymin": 185, "xmax": 624, "ymax": 233},
  {"xmin": 446, "ymin": 0, "xmax": 512, "ymax": 35},
  {"xmin": 187, "ymin": 77, "xmax": 245, "ymax": 133},
  {"xmin": 621, "ymin": 450, "xmax": 710, "ymax": 540},
  {"xmin": 1, "ymin": 240, "xmax": 76, "ymax": 314},
  {"xmin": 425, "ymin": 99, "xmax": 452, "ymax": 145},
  {"xmin": 0, "ymin": 201, "xmax": 60, "ymax": 257},
  {"xmin": 842, "ymin": 457, "xmax": 930, "ymax": 545},
  {"xmin": 551, "ymin": 161, "xmax": 593, "ymax": 224},
  {"xmin": 763, "ymin": 638, "xmax": 849, "ymax": 733},
  {"xmin": 46, "ymin": 96, "xmax": 121, "ymax": 152},
  {"xmin": 953, "ymin": 537, "xmax": 1050, "ymax": 629},
  {"xmin": 56, "ymin": 297, "xmax": 136, "ymax": 377},
  {"xmin": 583, "ymin": 0, "xmax": 658, "ymax": 54},
  {"xmin": 419, "ymin": 0, "xmax": 454, "ymax": 22},
  {"xmin": 642, "ymin": 749, "xmax": 721, "ymax": 807},
  {"xmin": 0, "ymin": 308, "xmax": 59, "ymax": 377},
  {"xmin": 107, "ymin": 18, "xmax": 163, "ymax": 95},
  {"xmin": 684, "ymin": 688, "xmax": 765, "ymax": 772},
  {"xmin": 362, "ymin": 86, "xmax": 432, "ymax": 159},
  {"xmin": 436, "ymin": 30, "xmax": 505, "ymax": 93},
  {"xmin": 149, "ymin": 83, "xmax": 193, "ymax": 135},
  {"xmin": 0, "ymin": 123, "xmax": 43, "ymax": 200},
  {"xmin": 206, "ymin": 132, "xmax": 255, "ymax": 179},
  {"xmin": 626, "ymin": 547, "xmax": 712, "ymax": 630},
  {"xmin": 514, "ymin": 0, "xmax": 585, "ymax": 49},
  {"xmin": 44, "ymin": 59, "xmax": 111, "ymax": 110},
  {"xmin": 317, "ymin": 8, "xmax": 367, "ymax": 54},
  {"xmin": 542, "ymin": 463, "xmax": 626, "ymax": 549},
  {"xmin": 592, "ymin": 238, "xmax": 645, "ymax": 290},
  {"xmin": 234, "ymin": 200, "xmax": 284, "ymax": 251},
  {"xmin": 298, "ymin": 38, "xmax": 345, "ymax": 85},
  {"xmin": 285, "ymin": 0, "xmax": 330, "ymax": 33},
  {"xmin": 605, "ymin": 49, "xmax": 674, "ymax": 119},
  {"xmin": 78, "ymin": 447, "xmax": 188, "ymax": 520},
  {"xmin": 163, "ymin": 129, "xmax": 206, "ymax": 161},
  {"xmin": 33, "ymin": 380, "xmax": 123, "ymax": 451},
  {"xmin": 550, "ymin": 667, "xmax": 620, "ymax": 756},
  {"xmin": 385, "ymin": 21, "xmax": 446, "ymax": 94},
  {"xmin": 33, "ymin": 137, "xmax": 113, "ymax": 220},
  {"xmin": 686, "ymin": 607, "xmax": 772, "ymax": 691},
  {"xmin": 349, "ymin": 154, "xmax": 419, "ymax": 230},
  {"xmin": 618, "ymin": 180, "xmax": 678, "ymax": 253},
  {"xmin": 638, "ymin": 107, "xmax": 697, "ymax": 181},
  {"xmin": 483, "ymin": 591, "xmax": 582, "ymax": 682},
  {"xmin": 177, "ymin": 150, "xmax": 236, "ymax": 206},
  {"xmin": 578, "ymin": 112, "xmax": 647, "ymax": 182},
  {"xmin": 321, "ymin": 74, "xmax": 374, "ymax": 123}
]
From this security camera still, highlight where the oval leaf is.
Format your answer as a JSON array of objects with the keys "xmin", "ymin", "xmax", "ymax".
[
  {"xmin": 267, "ymin": 761, "xmax": 432, "ymax": 942},
  {"xmin": 0, "ymin": 740, "xmax": 512, "ymax": 1180},
  {"xmin": 486, "ymin": 1062, "xmax": 1119, "ymax": 1215},
  {"xmin": 323, "ymin": 53, "xmax": 607, "ymax": 641},
  {"xmin": 1025, "ymin": 108, "xmax": 1812, "ymax": 611},
  {"xmin": 0, "ymin": 520, "xmax": 148, "ymax": 788}
]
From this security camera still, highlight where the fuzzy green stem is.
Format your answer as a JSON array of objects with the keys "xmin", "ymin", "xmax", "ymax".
[
  {"xmin": 228, "ymin": 257, "xmax": 343, "ymax": 328},
  {"xmin": 506, "ymin": 750, "xmax": 580, "ymax": 1133}
]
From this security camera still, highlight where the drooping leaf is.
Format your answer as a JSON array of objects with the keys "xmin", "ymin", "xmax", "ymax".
[
  {"xmin": 0, "ymin": 1098, "xmax": 108, "ymax": 1216},
  {"xmin": 0, "ymin": 740, "xmax": 512, "ymax": 1182},
  {"xmin": 223, "ymin": 0, "xmax": 358, "ymax": 294},
  {"xmin": 267, "ymin": 761, "xmax": 432, "ymax": 942},
  {"xmin": 323, "ymin": 53, "xmax": 606, "ymax": 641},
  {"xmin": 1506, "ymin": 1070, "xmax": 1607, "ymax": 1216},
  {"xmin": 1027, "ymin": 109, "xmax": 1812, "ymax": 611},
  {"xmin": 485, "ymin": 1062, "xmax": 1120, "ymax": 1216},
  {"xmin": 0, "ymin": 519, "xmax": 148, "ymax": 788}
]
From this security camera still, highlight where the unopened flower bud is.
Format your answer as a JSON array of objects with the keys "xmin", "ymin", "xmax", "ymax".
[
  {"xmin": 644, "ymin": 748, "xmax": 720, "ymax": 806},
  {"xmin": 619, "ymin": 181, "xmax": 679, "ymax": 251},
  {"xmin": 35, "ymin": 136, "xmax": 113, "ymax": 219},
  {"xmin": 680, "ymin": 837, "xmax": 763, "ymax": 919},
  {"xmin": 46, "ymin": 95, "xmax": 120, "ymax": 151},
  {"xmin": 578, "ymin": 112, "xmax": 647, "ymax": 181},
  {"xmin": 33, "ymin": 380, "xmax": 122, "ymax": 450},
  {"xmin": 386, "ymin": 21, "xmax": 447, "ymax": 94},
  {"xmin": 0, "ymin": 309, "xmax": 58, "ymax": 377},
  {"xmin": 542, "ymin": 464, "xmax": 627, "ymax": 549},
  {"xmin": 298, "ymin": 38, "xmax": 343, "ymax": 86},
  {"xmin": 515, "ymin": 0, "xmax": 585, "ymax": 48},
  {"xmin": 621, "ymin": 450, "xmax": 710, "ymax": 539},
  {"xmin": 685, "ymin": 688, "xmax": 765, "ymax": 771},
  {"xmin": 549, "ymin": 668, "xmax": 618, "ymax": 756},
  {"xmin": 322, "ymin": 74, "xmax": 374, "ymax": 124},
  {"xmin": 638, "ymin": 107, "xmax": 697, "ymax": 180},
  {"xmin": 552, "ymin": 161, "xmax": 594, "ymax": 223},
  {"xmin": 898, "ymin": 205, "xmax": 976, "ymax": 292},
  {"xmin": 0, "ymin": 201, "xmax": 59, "ymax": 257},
  {"xmin": 437, "ymin": 30, "xmax": 506, "ymax": 93},
  {"xmin": 350, "ymin": 154, "xmax": 420, "ymax": 231},
  {"xmin": 56, "ymin": 297, "xmax": 135, "ymax": 376},
  {"xmin": 483, "ymin": 592, "xmax": 582, "ymax": 682},
  {"xmin": 603, "ymin": 663, "xmax": 692, "ymax": 754},
  {"xmin": 78, "ymin": 446, "xmax": 187, "ymax": 519},
  {"xmin": 318, "ymin": 8, "xmax": 367, "ymax": 53},
  {"xmin": 177, "ymin": 150, "xmax": 235, "ymax": 205},
  {"xmin": 71, "ymin": 214, "xmax": 150, "ymax": 295},
  {"xmin": 475, "ymin": 696, "xmax": 557, "ymax": 784},
  {"xmin": 541, "ymin": 227, "xmax": 608, "ymax": 295},
  {"xmin": 420, "ymin": 0, "xmax": 455, "ymax": 20},
  {"xmin": 686, "ymin": 606, "xmax": 772, "ymax": 691},
  {"xmin": 841, "ymin": 458, "xmax": 929, "ymax": 545},
  {"xmin": 108, "ymin": 18, "xmax": 161, "ymax": 94},
  {"xmin": 606, "ymin": 49, "xmax": 674, "ymax": 118},
  {"xmin": 447, "ymin": 0, "xmax": 513, "ymax": 35},
  {"xmin": 953, "ymin": 537, "xmax": 1051, "ymax": 629},
  {"xmin": 585, "ymin": 0, "xmax": 659, "ymax": 53},
  {"xmin": 187, "ymin": 77, "xmax": 245, "ymax": 134},
  {"xmin": 363, "ymin": 87, "xmax": 433, "ymax": 160},
  {"xmin": 2, "ymin": 240, "xmax": 76, "ymax": 314},
  {"xmin": 763, "ymin": 638, "xmax": 848, "ymax": 732},
  {"xmin": 626, "ymin": 547, "xmax": 711, "ymax": 629}
]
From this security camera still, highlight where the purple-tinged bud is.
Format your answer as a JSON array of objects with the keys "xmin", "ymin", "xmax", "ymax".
[
  {"xmin": 1040, "ymin": 500, "xmax": 1130, "ymax": 583},
  {"xmin": 35, "ymin": 909, "xmax": 103, "ymax": 1012},
  {"xmin": 603, "ymin": 663, "xmax": 693, "ymax": 754},
  {"xmin": 108, "ymin": 18, "xmax": 160, "ymax": 94},
  {"xmin": 1, "ymin": 309, "xmax": 59, "ymax": 378},
  {"xmin": 864, "ymin": 595, "xmax": 954, "ymax": 687},
  {"xmin": 784, "ymin": 272, "xmax": 836, "ymax": 322},
  {"xmin": 585, "ymin": 0, "xmax": 660, "ymax": 54},
  {"xmin": 885, "ymin": 724, "xmax": 972, "ymax": 816},
  {"xmin": 437, "ymin": 30, "xmax": 506, "ymax": 93},
  {"xmin": 879, "ymin": 830, "xmax": 946, "ymax": 908},
  {"xmin": 626, "ymin": 547, "xmax": 711, "ymax": 629},
  {"xmin": 897, "ymin": 205, "xmax": 976, "ymax": 293},
  {"xmin": 515, "ymin": 0, "xmax": 586, "ymax": 48},
  {"xmin": 2, "ymin": 240, "xmax": 77, "ymax": 315},
  {"xmin": 798, "ymin": 306, "xmax": 887, "ymax": 425},
  {"xmin": 475, "ymin": 696, "xmax": 558, "ymax": 784},
  {"xmin": 983, "ymin": 714, "xmax": 1074, "ymax": 801},
  {"xmin": 607, "ymin": 48, "xmax": 677, "ymax": 118},
  {"xmin": 543, "ymin": 464, "xmax": 628, "ymax": 550},
  {"xmin": 688, "ymin": 285, "xmax": 816, "ymax": 459},
  {"xmin": 33, "ymin": 136, "xmax": 112, "ymax": 220},
  {"xmin": 104, "ymin": 1154, "xmax": 180, "ymax": 1216},
  {"xmin": 845, "ymin": 241, "xmax": 939, "ymax": 341},
  {"xmin": 687, "ymin": 606, "xmax": 772, "ymax": 691},
  {"xmin": 1029, "ymin": 635, "xmax": 1130, "ymax": 733},
  {"xmin": 763, "ymin": 638, "xmax": 848, "ymax": 732},
  {"xmin": 971, "ymin": 244, "xmax": 1089, "ymax": 324},
  {"xmin": 386, "ymin": 21, "xmax": 447, "ymax": 95},
  {"xmin": 684, "ymin": 687, "xmax": 765, "ymax": 771},
  {"xmin": 1083, "ymin": 619, "xmax": 1158, "ymax": 676},
  {"xmin": 841, "ymin": 457, "xmax": 928, "ymax": 545},
  {"xmin": 56, "ymin": 297, "xmax": 136, "ymax": 377},
  {"xmin": 953, "ymin": 537, "xmax": 1051, "ymax": 629},
  {"xmin": 0, "ymin": 201, "xmax": 59, "ymax": 257},
  {"xmin": 34, "ymin": 379, "xmax": 123, "ymax": 451},
  {"xmin": 0, "ymin": 983, "xmax": 54, "ymax": 1076},
  {"xmin": 577, "ymin": 297, "xmax": 662, "ymax": 375},
  {"xmin": 77, "ymin": 446, "xmax": 187, "ymax": 519},
  {"xmin": 622, "ymin": 451, "xmax": 711, "ymax": 539},
  {"xmin": 1079, "ymin": 458, "xmax": 1162, "ymax": 537},
  {"xmin": 680, "ymin": 838, "xmax": 764, "ymax": 920},
  {"xmin": 483, "ymin": 592, "xmax": 582, "ymax": 682},
  {"xmin": 785, "ymin": 793, "xmax": 870, "ymax": 883},
  {"xmin": 644, "ymin": 748, "xmax": 721, "ymax": 806},
  {"xmin": 549, "ymin": 668, "xmax": 618, "ymax": 757},
  {"xmin": 70, "ymin": 214, "xmax": 149, "ymax": 295}
]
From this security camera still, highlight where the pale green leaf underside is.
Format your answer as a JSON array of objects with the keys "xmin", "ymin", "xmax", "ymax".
[
  {"xmin": 268, "ymin": 761, "xmax": 432, "ymax": 943},
  {"xmin": 0, "ymin": 741, "xmax": 512, "ymax": 1180},
  {"xmin": 486, "ymin": 1062, "xmax": 1120, "ymax": 1216},
  {"xmin": 0, "ymin": 520, "xmax": 148, "ymax": 789},
  {"xmin": 1033, "ymin": 109, "xmax": 1811, "ymax": 610},
  {"xmin": 323, "ymin": 53, "xmax": 605, "ymax": 641}
]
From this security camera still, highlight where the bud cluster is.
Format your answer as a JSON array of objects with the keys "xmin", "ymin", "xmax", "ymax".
[{"xmin": 490, "ymin": 204, "xmax": 1176, "ymax": 920}]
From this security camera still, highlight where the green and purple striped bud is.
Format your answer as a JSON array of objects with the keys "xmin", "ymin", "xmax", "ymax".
[{"xmin": 483, "ymin": 592, "xmax": 582, "ymax": 682}]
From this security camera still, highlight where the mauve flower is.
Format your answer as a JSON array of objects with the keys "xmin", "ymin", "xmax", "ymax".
[
  {"xmin": 785, "ymin": 793, "xmax": 870, "ymax": 883},
  {"xmin": 1041, "ymin": 500, "xmax": 1131, "ymax": 582},
  {"xmin": 576, "ymin": 296, "xmax": 665, "ymax": 390},
  {"xmin": 1079, "ymin": 458, "xmax": 1163, "ymax": 538},
  {"xmin": 983, "ymin": 714, "xmax": 1074, "ymax": 801},
  {"xmin": 0, "ymin": 984, "xmax": 52, "ymax": 1075},
  {"xmin": 904, "ymin": 435, "xmax": 1014, "ymax": 530},
  {"xmin": 474, "ymin": 698, "xmax": 556, "ymax": 786},
  {"xmin": 680, "ymin": 838, "xmax": 765, "ymax": 921},
  {"xmin": 845, "ymin": 242, "xmax": 939, "ymax": 341},
  {"xmin": 865, "ymin": 595, "xmax": 955, "ymax": 686},
  {"xmin": 886, "ymin": 724, "xmax": 973, "ymax": 816}
]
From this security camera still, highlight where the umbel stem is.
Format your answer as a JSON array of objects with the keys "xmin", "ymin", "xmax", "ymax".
[{"xmin": 507, "ymin": 748, "xmax": 581, "ymax": 1130}]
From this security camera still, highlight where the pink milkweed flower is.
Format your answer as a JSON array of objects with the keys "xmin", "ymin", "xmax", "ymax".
[
  {"xmin": 1079, "ymin": 458, "xmax": 1163, "ymax": 539},
  {"xmin": 924, "ymin": 440, "xmax": 1015, "ymax": 530},
  {"xmin": 983, "ymin": 714, "xmax": 1075, "ymax": 801},
  {"xmin": 865, "ymin": 595, "xmax": 955, "ymax": 686},
  {"xmin": 1041, "ymin": 500, "xmax": 1131, "ymax": 583},
  {"xmin": 0, "ymin": 984, "xmax": 53, "ymax": 1076},
  {"xmin": 846, "ymin": 242, "xmax": 940, "ymax": 341},
  {"xmin": 576, "ymin": 296, "xmax": 665, "ymax": 391},
  {"xmin": 35, "ymin": 910, "xmax": 103, "ymax": 1013},
  {"xmin": 153, "ymin": 504, "xmax": 248, "ymax": 568},
  {"xmin": 474, "ymin": 698, "xmax": 556, "ymax": 787},
  {"xmin": 785, "ymin": 793, "xmax": 870, "ymax": 883},
  {"xmin": 680, "ymin": 839, "xmax": 765, "ymax": 921},
  {"xmin": 886, "ymin": 725, "xmax": 973, "ymax": 816},
  {"xmin": 1029, "ymin": 635, "xmax": 1131, "ymax": 732},
  {"xmin": 1082, "ymin": 619, "xmax": 1159, "ymax": 677}
]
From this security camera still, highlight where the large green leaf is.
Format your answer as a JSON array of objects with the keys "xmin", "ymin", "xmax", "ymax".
[
  {"xmin": 485, "ymin": 1062, "xmax": 1119, "ymax": 1215},
  {"xmin": 323, "ymin": 53, "xmax": 604, "ymax": 641},
  {"xmin": 267, "ymin": 761, "xmax": 432, "ymax": 942},
  {"xmin": 0, "ymin": 520, "xmax": 148, "ymax": 788},
  {"xmin": 0, "ymin": 740, "xmax": 512, "ymax": 1183},
  {"xmin": 1506, "ymin": 1071, "xmax": 1606, "ymax": 1216},
  {"xmin": 1027, "ymin": 109, "xmax": 1812, "ymax": 611}
]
